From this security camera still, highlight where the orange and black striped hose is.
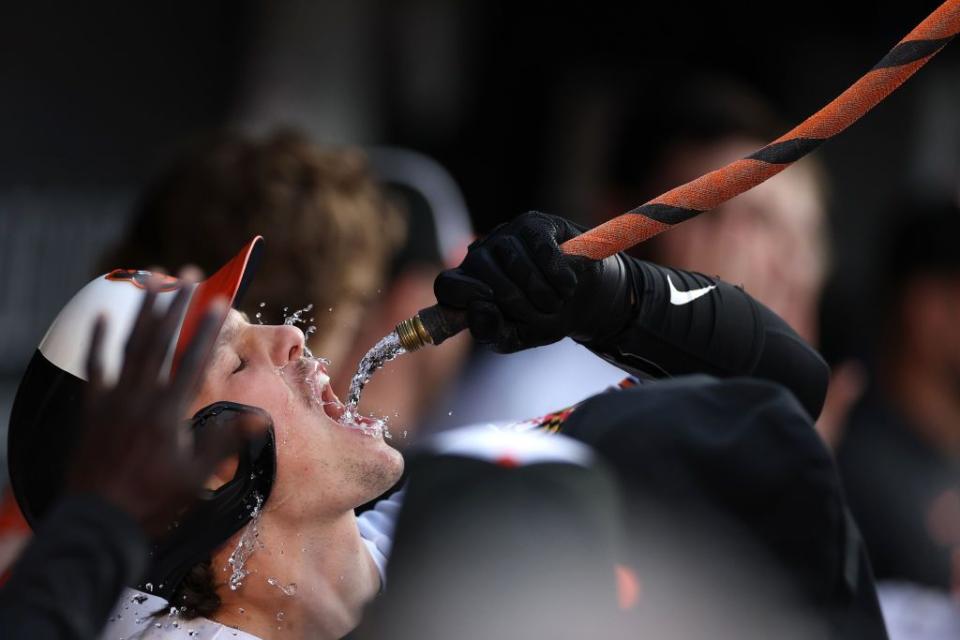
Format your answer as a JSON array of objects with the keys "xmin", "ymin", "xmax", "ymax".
[
  {"xmin": 402, "ymin": 0, "xmax": 960, "ymax": 348},
  {"xmin": 561, "ymin": 0, "xmax": 960, "ymax": 259}
]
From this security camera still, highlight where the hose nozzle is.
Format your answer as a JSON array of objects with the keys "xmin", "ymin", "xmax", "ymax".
[
  {"xmin": 395, "ymin": 315, "xmax": 433, "ymax": 352},
  {"xmin": 394, "ymin": 305, "xmax": 468, "ymax": 352}
]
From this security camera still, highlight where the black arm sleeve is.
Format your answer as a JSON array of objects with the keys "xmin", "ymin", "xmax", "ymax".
[
  {"xmin": 585, "ymin": 261, "xmax": 829, "ymax": 419},
  {"xmin": 0, "ymin": 494, "xmax": 148, "ymax": 640}
]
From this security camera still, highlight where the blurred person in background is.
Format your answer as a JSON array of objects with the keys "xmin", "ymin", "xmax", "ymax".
[
  {"xmin": 100, "ymin": 131, "xmax": 405, "ymax": 387},
  {"xmin": 605, "ymin": 78, "xmax": 826, "ymax": 342},
  {"xmin": 602, "ymin": 77, "xmax": 862, "ymax": 447},
  {"xmin": 837, "ymin": 201, "xmax": 960, "ymax": 638},
  {"xmin": 100, "ymin": 133, "xmax": 472, "ymax": 443},
  {"xmin": 440, "ymin": 77, "xmax": 862, "ymax": 442}
]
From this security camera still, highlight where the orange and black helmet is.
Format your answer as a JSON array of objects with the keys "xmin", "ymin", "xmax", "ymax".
[{"xmin": 7, "ymin": 236, "xmax": 276, "ymax": 600}]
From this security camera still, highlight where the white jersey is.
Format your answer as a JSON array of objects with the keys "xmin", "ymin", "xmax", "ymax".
[{"xmin": 100, "ymin": 589, "xmax": 260, "ymax": 639}]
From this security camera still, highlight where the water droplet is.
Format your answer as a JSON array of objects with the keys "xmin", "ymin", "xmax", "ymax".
[
  {"xmin": 145, "ymin": 583, "xmax": 153, "ymax": 593},
  {"xmin": 239, "ymin": 607, "xmax": 245, "ymax": 614},
  {"xmin": 227, "ymin": 493, "xmax": 264, "ymax": 590},
  {"xmin": 448, "ymin": 411, "xmax": 453, "ymax": 416},
  {"xmin": 267, "ymin": 576, "xmax": 299, "ymax": 596},
  {"xmin": 277, "ymin": 611, "xmax": 286, "ymax": 622},
  {"xmin": 259, "ymin": 302, "xmax": 266, "ymax": 308}
]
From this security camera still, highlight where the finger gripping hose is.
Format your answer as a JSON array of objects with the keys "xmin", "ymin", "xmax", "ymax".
[{"xmin": 398, "ymin": 0, "xmax": 960, "ymax": 351}]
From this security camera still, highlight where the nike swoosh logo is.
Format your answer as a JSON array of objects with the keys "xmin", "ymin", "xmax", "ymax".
[{"xmin": 667, "ymin": 275, "xmax": 717, "ymax": 306}]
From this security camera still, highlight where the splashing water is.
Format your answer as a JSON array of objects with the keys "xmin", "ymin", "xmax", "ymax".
[
  {"xmin": 342, "ymin": 331, "xmax": 406, "ymax": 423},
  {"xmin": 266, "ymin": 577, "xmax": 298, "ymax": 597},
  {"xmin": 283, "ymin": 304, "xmax": 314, "ymax": 328},
  {"xmin": 276, "ymin": 352, "xmax": 390, "ymax": 437},
  {"xmin": 226, "ymin": 493, "xmax": 264, "ymax": 591},
  {"xmin": 340, "ymin": 331, "xmax": 407, "ymax": 438},
  {"xmin": 275, "ymin": 306, "xmax": 402, "ymax": 439},
  {"xmin": 283, "ymin": 304, "xmax": 319, "ymax": 355}
]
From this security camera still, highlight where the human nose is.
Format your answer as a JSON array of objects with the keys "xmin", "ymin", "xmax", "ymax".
[{"xmin": 271, "ymin": 324, "xmax": 306, "ymax": 365}]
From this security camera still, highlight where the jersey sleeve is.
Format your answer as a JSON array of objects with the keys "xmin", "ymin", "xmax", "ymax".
[{"xmin": 585, "ymin": 261, "xmax": 829, "ymax": 419}]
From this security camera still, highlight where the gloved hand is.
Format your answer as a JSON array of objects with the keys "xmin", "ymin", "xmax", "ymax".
[{"xmin": 434, "ymin": 211, "xmax": 636, "ymax": 353}]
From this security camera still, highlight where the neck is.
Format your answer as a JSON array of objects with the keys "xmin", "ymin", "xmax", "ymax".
[
  {"xmin": 883, "ymin": 352, "xmax": 960, "ymax": 457},
  {"xmin": 211, "ymin": 509, "xmax": 380, "ymax": 640}
]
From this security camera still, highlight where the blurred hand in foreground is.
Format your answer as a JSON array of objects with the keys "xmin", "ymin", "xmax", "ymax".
[{"xmin": 66, "ymin": 272, "xmax": 269, "ymax": 538}]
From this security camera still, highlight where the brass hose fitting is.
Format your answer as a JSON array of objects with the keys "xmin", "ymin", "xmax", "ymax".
[{"xmin": 395, "ymin": 314, "xmax": 433, "ymax": 352}]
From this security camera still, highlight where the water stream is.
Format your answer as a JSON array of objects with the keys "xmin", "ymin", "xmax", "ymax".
[{"xmin": 342, "ymin": 331, "xmax": 406, "ymax": 423}]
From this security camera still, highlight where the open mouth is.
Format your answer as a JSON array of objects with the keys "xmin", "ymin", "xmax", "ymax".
[
  {"xmin": 320, "ymin": 383, "xmax": 346, "ymax": 421},
  {"xmin": 288, "ymin": 357, "xmax": 387, "ymax": 437}
]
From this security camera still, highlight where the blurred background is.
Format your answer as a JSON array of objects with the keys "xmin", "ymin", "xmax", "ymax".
[{"xmin": 0, "ymin": 0, "xmax": 959, "ymax": 629}]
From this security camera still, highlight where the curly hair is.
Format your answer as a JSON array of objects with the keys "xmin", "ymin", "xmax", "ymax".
[{"xmin": 101, "ymin": 130, "xmax": 405, "ymax": 334}]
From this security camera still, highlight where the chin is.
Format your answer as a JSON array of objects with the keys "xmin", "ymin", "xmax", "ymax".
[
  {"xmin": 316, "ymin": 414, "xmax": 405, "ymax": 503},
  {"xmin": 360, "ymin": 440, "xmax": 405, "ymax": 500}
]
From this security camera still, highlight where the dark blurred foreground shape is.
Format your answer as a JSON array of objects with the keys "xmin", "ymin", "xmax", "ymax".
[
  {"xmin": 355, "ymin": 427, "xmax": 626, "ymax": 640},
  {"xmin": 359, "ymin": 376, "xmax": 889, "ymax": 639}
]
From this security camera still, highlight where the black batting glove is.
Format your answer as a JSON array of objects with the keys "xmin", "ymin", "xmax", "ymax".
[{"xmin": 434, "ymin": 211, "xmax": 636, "ymax": 353}]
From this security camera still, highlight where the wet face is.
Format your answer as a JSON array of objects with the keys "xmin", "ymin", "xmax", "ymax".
[{"xmin": 189, "ymin": 310, "xmax": 404, "ymax": 520}]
